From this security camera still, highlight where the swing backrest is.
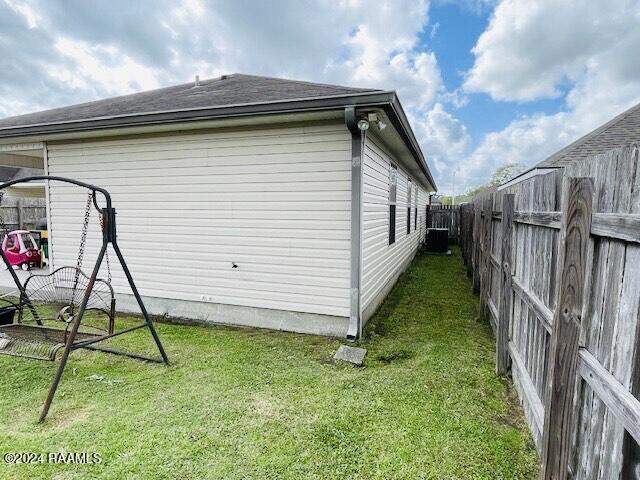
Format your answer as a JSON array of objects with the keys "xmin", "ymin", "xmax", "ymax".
[{"xmin": 20, "ymin": 266, "xmax": 115, "ymax": 330}]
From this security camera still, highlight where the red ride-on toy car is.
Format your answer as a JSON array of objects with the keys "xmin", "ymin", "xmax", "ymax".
[{"xmin": 2, "ymin": 230, "xmax": 41, "ymax": 271}]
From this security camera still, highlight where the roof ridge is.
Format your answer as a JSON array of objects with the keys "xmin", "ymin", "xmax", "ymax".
[
  {"xmin": 228, "ymin": 72, "xmax": 381, "ymax": 92},
  {"xmin": 0, "ymin": 73, "xmax": 380, "ymax": 125}
]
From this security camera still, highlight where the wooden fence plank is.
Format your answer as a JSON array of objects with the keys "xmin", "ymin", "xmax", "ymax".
[
  {"xmin": 622, "ymin": 248, "xmax": 640, "ymax": 477},
  {"xmin": 614, "ymin": 145, "xmax": 640, "ymax": 480},
  {"xmin": 480, "ymin": 194, "xmax": 494, "ymax": 320},
  {"xmin": 510, "ymin": 341, "xmax": 545, "ymax": 436},
  {"xmin": 510, "ymin": 211, "xmax": 640, "ymax": 242},
  {"xmin": 473, "ymin": 199, "xmax": 481, "ymax": 293},
  {"xmin": 511, "ymin": 277, "xmax": 552, "ymax": 333},
  {"xmin": 541, "ymin": 177, "xmax": 594, "ymax": 480},
  {"xmin": 591, "ymin": 212, "xmax": 640, "ymax": 243},
  {"xmin": 514, "ymin": 211, "xmax": 562, "ymax": 229},
  {"xmin": 465, "ymin": 205, "xmax": 474, "ymax": 276},
  {"xmin": 578, "ymin": 349, "xmax": 640, "ymax": 446},
  {"xmin": 497, "ymin": 193, "xmax": 514, "ymax": 375},
  {"xmin": 459, "ymin": 145, "xmax": 640, "ymax": 477}
]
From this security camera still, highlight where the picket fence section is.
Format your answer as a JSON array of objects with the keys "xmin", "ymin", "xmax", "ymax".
[
  {"xmin": 0, "ymin": 197, "xmax": 46, "ymax": 232},
  {"xmin": 427, "ymin": 204, "xmax": 459, "ymax": 243}
]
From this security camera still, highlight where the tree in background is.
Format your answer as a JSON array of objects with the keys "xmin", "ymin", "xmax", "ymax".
[{"xmin": 488, "ymin": 163, "xmax": 526, "ymax": 186}]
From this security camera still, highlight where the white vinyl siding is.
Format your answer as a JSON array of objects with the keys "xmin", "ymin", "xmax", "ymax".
[
  {"xmin": 361, "ymin": 134, "xmax": 428, "ymax": 315},
  {"xmin": 45, "ymin": 122, "xmax": 352, "ymax": 318}
]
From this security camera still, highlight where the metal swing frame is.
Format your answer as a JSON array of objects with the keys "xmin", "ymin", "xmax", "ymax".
[{"xmin": 0, "ymin": 175, "xmax": 169, "ymax": 422}]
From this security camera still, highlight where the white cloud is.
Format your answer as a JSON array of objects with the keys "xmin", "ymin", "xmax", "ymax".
[
  {"xmin": 0, "ymin": 0, "xmax": 447, "ymax": 114},
  {"xmin": 321, "ymin": 0, "xmax": 445, "ymax": 113},
  {"xmin": 415, "ymin": 103, "xmax": 470, "ymax": 178},
  {"xmin": 2, "ymin": 0, "xmax": 40, "ymax": 29},
  {"xmin": 461, "ymin": 111, "xmax": 569, "ymax": 190},
  {"xmin": 1, "ymin": 0, "xmax": 467, "ymax": 193},
  {"xmin": 455, "ymin": 0, "xmax": 640, "ymax": 194},
  {"xmin": 17, "ymin": 0, "xmax": 640, "ymax": 198},
  {"xmin": 429, "ymin": 22, "xmax": 440, "ymax": 39},
  {"xmin": 464, "ymin": 0, "xmax": 638, "ymax": 102},
  {"xmin": 51, "ymin": 38, "xmax": 161, "ymax": 96}
]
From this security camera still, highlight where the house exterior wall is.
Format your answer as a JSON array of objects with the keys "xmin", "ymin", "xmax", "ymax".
[
  {"xmin": 45, "ymin": 121, "xmax": 353, "ymax": 335},
  {"xmin": 361, "ymin": 133, "xmax": 428, "ymax": 323}
]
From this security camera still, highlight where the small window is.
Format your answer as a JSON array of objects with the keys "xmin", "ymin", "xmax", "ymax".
[
  {"xmin": 389, "ymin": 163, "xmax": 397, "ymax": 245},
  {"xmin": 414, "ymin": 188, "xmax": 418, "ymax": 230},
  {"xmin": 407, "ymin": 179, "xmax": 412, "ymax": 235},
  {"xmin": 389, "ymin": 205, "xmax": 396, "ymax": 244}
]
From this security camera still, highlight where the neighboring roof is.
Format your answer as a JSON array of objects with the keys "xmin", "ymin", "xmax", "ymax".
[
  {"xmin": 0, "ymin": 166, "xmax": 44, "ymax": 183},
  {"xmin": 503, "ymin": 101, "xmax": 640, "ymax": 188},
  {"xmin": 0, "ymin": 73, "xmax": 436, "ymax": 189},
  {"xmin": 537, "ymin": 101, "xmax": 640, "ymax": 168},
  {"xmin": 0, "ymin": 74, "xmax": 378, "ymax": 130}
]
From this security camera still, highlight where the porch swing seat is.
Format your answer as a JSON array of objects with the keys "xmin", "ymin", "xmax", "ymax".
[
  {"xmin": 0, "ymin": 324, "xmax": 100, "ymax": 361},
  {"xmin": 0, "ymin": 266, "xmax": 116, "ymax": 361},
  {"xmin": 0, "ymin": 175, "xmax": 169, "ymax": 423}
]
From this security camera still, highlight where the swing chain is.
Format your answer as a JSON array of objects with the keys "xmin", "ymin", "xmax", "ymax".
[
  {"xmin": 99, "ymin": 208, "xmax": 112, "ymax": 283},
  {"xmin": 75, "ymin": 192, "xmax": 93, "ymax": 273},
  {"xmin": 70, "ymin": 192, "xmax": 93, "ymax": 310}
]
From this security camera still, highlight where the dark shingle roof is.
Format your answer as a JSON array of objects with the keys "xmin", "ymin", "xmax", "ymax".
[
  {"xmin": 536, "ymin": 101, "xmax": 640, "ymax": 168},
  {"xmin": 0, "ymin": 166, "xmax": 43, "ymax": 182},
  {"xmin": 0, "ymin": 73, "xmax": 437, "ymax": 190},
  {"xmin": 0, "ymin": 73, "xmax": 379, "ymax": 129}
]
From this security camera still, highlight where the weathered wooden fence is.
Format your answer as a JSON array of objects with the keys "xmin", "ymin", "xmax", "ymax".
[
  {"xmin": 0, "ymin": 197, "xmax": 46, "ymax": 232},
  {"xmin": 459, "ymin": 144, "xmax": 640, "ymax": 479},
  {"xmin": 427, "ymin": 204, "xmax": 460, "ymax": 243}
]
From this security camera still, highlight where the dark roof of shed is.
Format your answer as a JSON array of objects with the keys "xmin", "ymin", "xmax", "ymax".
[
  {"xmin": 0, "ymin": 74, "xmax": 379, "ymax": 129},
  {"xmin": 0, "ymin": 166, "xmax": 43, "ymax": 182},
  {"xmin": 536, "ymin": 101, "xmax": 640, "ymax": 168}
]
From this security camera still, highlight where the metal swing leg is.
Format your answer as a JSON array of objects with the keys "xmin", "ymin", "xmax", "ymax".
[
  {"xmin": 0, "ymin": 176, "xmax": 170, "ymax": 422},
  {"xmin": 39, "ymin": 245, "xmax": 107, "ymax": 423},
  {"xmin": 112, "ymin": 241, "xmax": 169, "ymax": 365}
]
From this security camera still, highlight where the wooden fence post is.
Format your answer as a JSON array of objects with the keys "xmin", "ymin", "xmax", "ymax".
[
  {"xmin": 479, "ymin": 199, "xmax": 487, "ymax": 317},
  {"xmin": 16, "ymin": 199, "xmax": 22, "ymax": 230},
  {"xmin": 467, "ymin": 205, "xmax": 474, "ymax": 277},
  {"xmin": 541, "ymin": 177, "xmax": 594, "ymax": 480},
  {"xmin": 460, "ymin": 205, "xmax": 468, "ymax": 267},
  {"xmin": 472, "ymin": 199, "xmax": 481, "ymax": 293},
  {"xmin": 426, "ymin": 204, "xmax": 432, "ymax": 229},
  {"xmin": 622, "ymin": 336, "xmax": 640, "ymax": 477},
  {"xmin": 496, "ymin": 193, "xmax": 514, "ymax": 375},
  {"xmin": 479, "ymin": 194, "xmax": 493, "ymax": 320}
]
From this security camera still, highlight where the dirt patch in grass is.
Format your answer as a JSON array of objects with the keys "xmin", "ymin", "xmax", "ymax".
[
  {"xmin": 251, "ymin": 395, "xmax": 282, "ymax": 419},
  {"xmin": 374, "ymin": 348, "xmax": 415, "ymax": 364}
]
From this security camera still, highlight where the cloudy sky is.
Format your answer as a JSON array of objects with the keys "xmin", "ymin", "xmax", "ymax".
[{"xmin": 1, "ymin": 0, "xmax": 639, "ymax": 193}]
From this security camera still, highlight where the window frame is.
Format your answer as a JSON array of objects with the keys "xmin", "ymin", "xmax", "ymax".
[
  {"xmin": 389, "ymin": 163, "xmax": 398, "ymax": 245},
  {"xmin": 414, "ymin": 186, "xmax": 418, "ymax": 230},
  {"xmin": 406, "ymin": 178, "xmax": 412, "ymax": 235}
]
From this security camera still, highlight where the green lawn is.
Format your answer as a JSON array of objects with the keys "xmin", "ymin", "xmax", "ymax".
[{"xmin": 0, "ymin": 248, "xmax": 538, "ymax": 479}]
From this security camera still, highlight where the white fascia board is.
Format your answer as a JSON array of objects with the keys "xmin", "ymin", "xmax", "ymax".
[{"xmin": 497, "ymin": 168, "xmax": 559, "ymax": 190}]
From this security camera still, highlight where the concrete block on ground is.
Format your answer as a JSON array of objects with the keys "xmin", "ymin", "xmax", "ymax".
[{"xmin": 334, "ymin": 345, "xmax": 367, "ymax": 366}]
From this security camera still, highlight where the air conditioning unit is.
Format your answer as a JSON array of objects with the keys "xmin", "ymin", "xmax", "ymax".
[{"xmin": 425, "ymin": 228, "xmax": 449, "ymax": 253}]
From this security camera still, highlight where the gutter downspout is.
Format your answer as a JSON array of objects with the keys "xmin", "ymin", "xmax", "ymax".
[{"xmin": 345, "ymin": 107, "xmax": 364, "ymax": 340}]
